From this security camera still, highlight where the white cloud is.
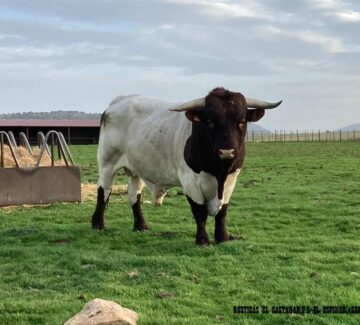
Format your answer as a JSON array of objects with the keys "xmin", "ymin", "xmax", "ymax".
[
  {"xmin": 256, "ymin": 25, "xmax": 345, "ymax": 53},
  {"xmin": 329, "ymin": 10, "xmax": 360, "ymax": 22},
  {"xmin": 310, "ymin": 0, "xmax": 360, "ymax": 23},
  {"xmin": 163, "ymin": 0, "xmax": 274, "ymax": 20}
]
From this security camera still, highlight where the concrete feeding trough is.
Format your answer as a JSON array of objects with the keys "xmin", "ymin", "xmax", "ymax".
[{"xmin": 0, "ymin": 130, "xmax": 81, "ymax": 207}]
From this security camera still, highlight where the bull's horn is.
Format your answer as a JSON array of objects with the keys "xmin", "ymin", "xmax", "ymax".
[
  {"xmin": 245, "ymin": 97, "xmax": 282, "ymax": 109},
  {"xmin": 169, "ymin": 98, "xmax": 205, "ymax": 112}
]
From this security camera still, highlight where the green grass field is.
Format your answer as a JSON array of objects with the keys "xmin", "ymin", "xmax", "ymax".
[{"xmin": 0, "ymin": 142, "xmax": 359, "ymax": 324}]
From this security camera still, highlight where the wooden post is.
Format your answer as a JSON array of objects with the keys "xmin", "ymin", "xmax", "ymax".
[
  {"xmin": 67, "ymin": 127, "xmax": 71, "ymax": 145},
  {"xmin": 354, "ymin": 130, "xmax": 356, "ymax": 141},
  {"xmin": 252, "ymin": 130, "xmax": 254, "ymax": 142},
  {"xmin": 340, "ymin": 130, "xmax": 342, "ymax": 142},
  {"xmin": 318, "ymin": 130, "xmax": 321, "ymax": 141},
  {"xmin": 296, "ymin": 130, "xmax": 299, "ymax": 142},
  {"xmin": 0, "ymin": 133, "xmax": 4, "ymax": 168}
]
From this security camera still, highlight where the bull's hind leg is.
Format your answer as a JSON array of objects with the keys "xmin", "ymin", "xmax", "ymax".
[
  {"xmin": 128, "ymin": 176, "xmax": 148, "ymax": 231},
  {"xmin": 92, "ymin": 166, "xmax": 116, "ymax": 230}
]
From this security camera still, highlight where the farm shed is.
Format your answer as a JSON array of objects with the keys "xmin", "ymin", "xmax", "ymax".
[{"xmin": 0, "ymin": 119, "xmax": 100, "ymax": 144}]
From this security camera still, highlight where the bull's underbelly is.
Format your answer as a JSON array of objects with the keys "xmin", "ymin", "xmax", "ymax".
[{"xmin": 123, "ymin": 153, "xmax": 240, "ymax": 216}]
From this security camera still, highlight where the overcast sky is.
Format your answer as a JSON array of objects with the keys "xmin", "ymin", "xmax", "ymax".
[{"xmin": 0, "ymin": 0, "xmax": 359, "ymax": 130}]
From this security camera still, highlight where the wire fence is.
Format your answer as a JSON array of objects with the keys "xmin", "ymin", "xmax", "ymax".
[{"xmin": 246, "ymin": 130, "xmax": 360, "ymax": 142}]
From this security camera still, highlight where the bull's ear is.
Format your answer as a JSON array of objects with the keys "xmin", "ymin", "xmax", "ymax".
[
  {"xmin": 246, "ymin": 109, "xmax": 265, "ymax": 122},
  {"xmin": 185, "ymin": 110, "xmax": 205, "ymax": 123}
]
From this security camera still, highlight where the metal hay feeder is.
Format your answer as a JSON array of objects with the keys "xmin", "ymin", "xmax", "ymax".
[{"xmin": 0, "ymin": 130, "xmax": 81, "ymax": 207}]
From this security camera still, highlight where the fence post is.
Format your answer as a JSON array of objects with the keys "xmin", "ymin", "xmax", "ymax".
[
  {"xmin": 252, "ymin": 130, "xmax": 254, "ymax": 142},
  {"xmin": 340, "ymin": 130, "xmax": 342, "ymax": 142},
  {"xmin": 296, "ymin": 130, "xmax": 299, "ymax": 142},
  {"xmin": 0, "ymin": 133, "xmax": 3, "ymax": 168},
  {"xmin": 261, "ymin": 131, "xmax": 263, "ymax": 142},
  {"xmin": 318, "ymin": 130, "xmax": 320, "ymax": 141},
  {"xmin": 354, "ymin": 130, "xmax": 356, "ymax": 141},
  {"xmin": 311, "ymin": 130, "xmax": 314, "ymax": 142}
]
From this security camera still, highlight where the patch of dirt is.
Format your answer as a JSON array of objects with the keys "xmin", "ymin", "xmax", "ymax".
[
  {"xmin": 81, "ymin": 184, "xmax": 127, "ymax": 201},
  {"xmin": 157, "ymin": 291, "xmax": 176, "ymax": 299},
  {"xmin": 155, "ymin": 231, "xmax": 177, "ymax": 238}
]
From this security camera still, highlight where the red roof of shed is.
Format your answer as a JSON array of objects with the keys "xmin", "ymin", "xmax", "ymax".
[{"xmin": 0, "ymin": 119, "xmax": 100, "ymax": 127}]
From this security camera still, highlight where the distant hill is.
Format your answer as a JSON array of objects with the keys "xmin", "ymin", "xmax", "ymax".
[
  {"xmin": 248, "ymin": 123, "xmax": 270, "ymax": 134},
  {"xmin": 338, "ymin": 123, "xmax": 360, "ymax": 131},
  {"xmin": 0, "ymin": 110, "xmax": 101, "ymax": 120}
]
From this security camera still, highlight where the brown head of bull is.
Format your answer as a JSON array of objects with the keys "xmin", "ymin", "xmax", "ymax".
[{"xmin": 170, "ymin": 87, "xmax": 282, "ymax": 171}]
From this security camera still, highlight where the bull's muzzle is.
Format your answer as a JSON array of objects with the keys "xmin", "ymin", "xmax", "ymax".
[{"xmin": 218, "ymin": 149, "xmax": 235, "ymax": 160}]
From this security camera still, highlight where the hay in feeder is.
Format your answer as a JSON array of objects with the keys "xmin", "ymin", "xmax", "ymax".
[{"xmin": 1, "ymin": 145, "xmax": 65, "ymax": 168}]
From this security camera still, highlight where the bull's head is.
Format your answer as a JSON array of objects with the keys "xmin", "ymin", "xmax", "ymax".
[{"xmin": 170, "ymin": 87, "xmax": 282, "ymax": 161}]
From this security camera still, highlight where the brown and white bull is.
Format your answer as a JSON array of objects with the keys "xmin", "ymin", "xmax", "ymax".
[{"xmin": 91, "ymin": 87, "xmax": 282, "ymax": 245}]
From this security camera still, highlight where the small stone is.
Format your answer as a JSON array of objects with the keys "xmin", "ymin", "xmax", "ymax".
[
  {"xmin": 127, "ymin": 270, "xmax": 139, "ymax": 278},
  {"xmin": 310, "ymin": 272, "xmax": 321, "ymax": 278},
  {"xmin": 157, "ymin": 272, "xmax": 166, "ymax": 276},
  {"xmin": 64, "ymin": 298, "xmax": 138, "ymax": 325},
  {"xmin": 80, "ymin": 264, "xmax": 95, "ymax": 269},
  {"xmin": 189, "ymin": 274, "xmax": 199, "ymax": 283}
]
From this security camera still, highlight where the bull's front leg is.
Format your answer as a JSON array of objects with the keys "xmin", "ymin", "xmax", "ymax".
[
  {"xmin": 214, "ymin": 204, "xmax": 230, "ymax": 243},
  {"xmin": 186, "ymin": 196, "xmax": 210, "ymax": 245}
]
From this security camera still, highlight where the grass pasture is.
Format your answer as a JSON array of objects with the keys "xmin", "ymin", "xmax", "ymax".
[{"xmin": 0, "ymin": 142, "xmax": 359, "ymax": 324}]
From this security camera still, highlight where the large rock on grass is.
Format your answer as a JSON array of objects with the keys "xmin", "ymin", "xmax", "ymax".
[{"xmin": 64, "ymin": 298, "xmax": 138, "ymax": 325}]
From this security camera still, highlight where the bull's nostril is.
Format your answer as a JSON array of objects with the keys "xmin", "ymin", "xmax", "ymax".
[{"xmin": 218, "ymin": 149, "xmax": 235, "ymax": 160}]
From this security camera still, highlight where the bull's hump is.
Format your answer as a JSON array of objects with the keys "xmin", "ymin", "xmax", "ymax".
[{"xmin": 109, "ymin": 94, "xmax": 139, "ymax": 106}]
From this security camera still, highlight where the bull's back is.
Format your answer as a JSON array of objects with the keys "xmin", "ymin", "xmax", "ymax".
[{"xmin": 98, "ymin": 95, "xmax": 191, "ymax": 186}]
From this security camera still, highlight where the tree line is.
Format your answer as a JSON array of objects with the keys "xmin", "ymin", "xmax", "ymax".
[{"xmin": 0, "ymin": 111, "xmax": 101, "ymax": 119}]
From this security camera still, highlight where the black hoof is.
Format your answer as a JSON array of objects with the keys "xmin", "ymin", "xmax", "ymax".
[
  {"xmin": 215, "ymin": 234, "xmax": 238, "ymax": 244},
  {"xmin": 92, "ymin": 222, "xmax": 105, "ymax": 230},
  {"xmin": 196, "ymin": 236, "xmax": 210, "ymax": 246},
  {"xmin": 91, "ymin": 215, "xmax": 105, "ymax": 230},
  {"xmin": 133, "ymin": 224, "xmax": 149, "ymax": 232}
]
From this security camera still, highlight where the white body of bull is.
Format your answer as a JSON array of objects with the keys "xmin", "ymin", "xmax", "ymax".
[{"xmin": 97, "ymin": 95, "xmax": 240, "ymax": 216}]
